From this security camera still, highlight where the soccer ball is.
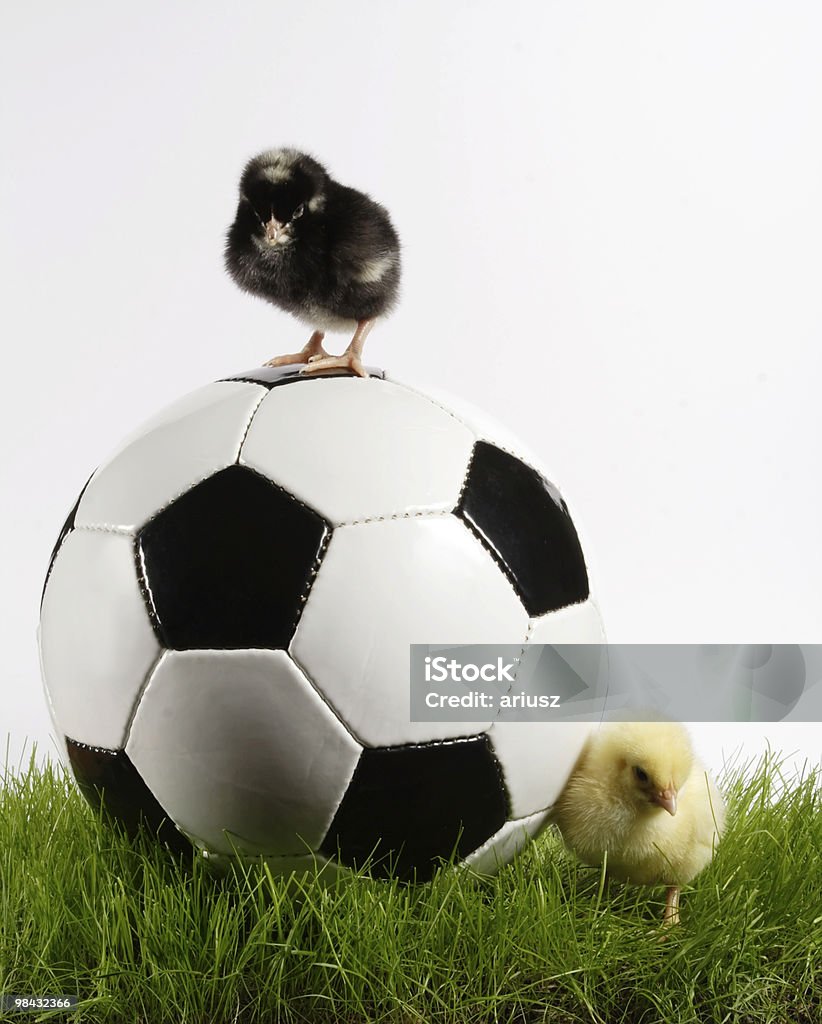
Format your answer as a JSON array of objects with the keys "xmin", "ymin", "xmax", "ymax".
[{"xmin": 39, "ymin": 365, "xmax": 604, "ymax": 882}]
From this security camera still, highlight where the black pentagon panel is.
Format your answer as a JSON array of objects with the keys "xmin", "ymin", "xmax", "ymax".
[
  {"xmin": 321, "ymin": 734, "xmax": 509, "ymax": 882},
  {"xmin": 136, "ymin": 465, "xmax": 330, "ymax": 650},
  {"xmin": 456, "ymin": 442, "xmax": 589, "ymax": 617},
  {"xmin": 66, "ymin": 738, "xmax": 192, "ymax": 856},
  {"xmin": 40, "ymin": 474, "xmax": 94, "ymax": 608},
  {"xmin": 222, "ymin": 364, "xmax": 386, "ymax": 389}
]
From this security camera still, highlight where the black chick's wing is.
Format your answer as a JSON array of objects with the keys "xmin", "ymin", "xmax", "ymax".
[{"xmin": 323, "ymin": 183, "xmax": 401, "ymax": 321}]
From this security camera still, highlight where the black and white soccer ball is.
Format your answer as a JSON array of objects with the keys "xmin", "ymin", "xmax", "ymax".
[{"xmin": 39, "ymin": 365, "xmax": 604, "ymax": 882}]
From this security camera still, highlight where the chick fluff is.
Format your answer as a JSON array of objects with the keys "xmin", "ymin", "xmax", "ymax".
[
  {"xmin": 225, "ymin": 148, "xmax": 401, "ymax": 378},
  {"xmin": 550, "ymin": 721, "xmax": 726, "ymax": 925}
]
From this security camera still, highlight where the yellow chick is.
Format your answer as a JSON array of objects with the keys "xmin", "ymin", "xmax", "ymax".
[{"xmin": 549, "ymin": 721, "xmax": 725, "ymax": 925}]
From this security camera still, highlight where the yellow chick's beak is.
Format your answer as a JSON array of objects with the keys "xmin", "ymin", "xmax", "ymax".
[{"xmin": 654, "ymin": 789, "xmax": 677, "ymax": 816}]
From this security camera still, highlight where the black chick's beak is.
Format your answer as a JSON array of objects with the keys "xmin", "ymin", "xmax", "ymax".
[{"xmin": 264, "ymin": 216, "xmax": 285, "ymax": 243}]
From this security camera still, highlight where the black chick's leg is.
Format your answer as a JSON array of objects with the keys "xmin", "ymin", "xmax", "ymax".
[
  {"xmin": 301, "ymin": 318, "xmax": 374, "ymax": 379},
  {"xmin": 264, "ymin": 330, "xmax": 329, "ymax": 368}
]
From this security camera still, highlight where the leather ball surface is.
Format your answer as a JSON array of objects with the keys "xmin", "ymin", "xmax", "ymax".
[{"xmin": 39, "ymin": 365, "xmax": 604, "ymax": 881}]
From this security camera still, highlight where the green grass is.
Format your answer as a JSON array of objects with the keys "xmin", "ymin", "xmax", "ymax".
[{"xmin": 1, "ymin": 749, "xmax": 819, "ymax": 1024}]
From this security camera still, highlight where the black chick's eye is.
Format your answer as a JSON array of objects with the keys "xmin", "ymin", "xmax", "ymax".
[
  {"xmin": 292, "ymin": 203, "xmax": 305, "ymax": 220},
  {"xmin": 633, "ymin": 766, "xmax": 649, "ymax": 783}
]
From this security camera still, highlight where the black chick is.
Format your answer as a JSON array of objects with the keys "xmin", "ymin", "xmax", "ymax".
[{"xmin": 225, "ymin": 148, "xmax": 401, "ymax": 377}]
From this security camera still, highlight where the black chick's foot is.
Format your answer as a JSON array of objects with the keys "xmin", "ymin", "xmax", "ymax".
[
  {"xmin": 301, "ymin": 350, "xmax": 367, "ymax": 379},
  {"xmin": 300, "ymin": 318, "xmax": 373, "ymax": 379},
  {"xmin": 264, "ymin": 330, "xmax": 328, "ymax": 369}
]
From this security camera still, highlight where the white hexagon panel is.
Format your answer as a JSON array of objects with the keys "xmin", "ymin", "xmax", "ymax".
[
  {"xmin": 291, "ymin": 514, "xmax": 529, "ymax": 747},
  {"xmin": 40, "ymin": 529, "xmax": 160, "ymax": 750},
  {"xmin": 127, "ymin": 650, "xmax": 361, "ymax": 857},
  {"xmin": 240, "ymin": 376, "xmax": 475, "ymax": 524},
  {"xmin": 463, "ymin": 810, "xmax": 551, "ymax": 876},
  {"xmin": 39, "ymin": 363, "xmax": 604, "ymax": 883},
  {"xmin": 76, "ymin": 381, "xmax": 267, "ymax": 532}
]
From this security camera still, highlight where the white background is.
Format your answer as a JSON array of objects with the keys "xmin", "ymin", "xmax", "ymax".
[{"xmin": 1, "ymin": 2, "xmax": 820, "ymax": 778}]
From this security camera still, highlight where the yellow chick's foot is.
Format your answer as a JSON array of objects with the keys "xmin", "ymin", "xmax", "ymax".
[
  {"xmin": 302, "ymin": 351, "xmax": 367, "ymax": 378},
  {"xmin": 264, "ymin": 330, "xmax": 328, "ymax": 368},
  {"xmin": 662, "ymin": 885, "xmax": 681, "ymax": 927}
]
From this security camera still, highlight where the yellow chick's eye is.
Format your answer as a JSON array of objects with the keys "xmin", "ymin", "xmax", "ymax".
[
  {"xmin": 634, "ymin": 766, "xmax": 649, "ymax": 783},
  {"xmin": 292, "ymin": 203, "xmax": 305, "ymax": 220}
]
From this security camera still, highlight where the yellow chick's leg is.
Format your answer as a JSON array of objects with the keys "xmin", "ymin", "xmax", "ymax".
[
  {"xmin": 301, "ymin": 318, "xmax": 374, "ymax": 379},
  {"xmin": 662, "ymin": 885, "xmax": 681, "ymax": 927},
  {"xmin": 265, "ymin": 330, "xmax": 329, "ymax": 368}
]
